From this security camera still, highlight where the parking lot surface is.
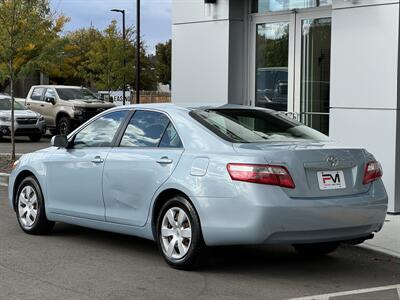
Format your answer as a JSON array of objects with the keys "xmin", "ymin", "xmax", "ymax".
[
  {"xmin": 1, "ymin": 187, "xmax": 399, "ymax": 299},
  {"xmin": 0, "ymin": 136, "xmax": 51, "ymax": 155}
]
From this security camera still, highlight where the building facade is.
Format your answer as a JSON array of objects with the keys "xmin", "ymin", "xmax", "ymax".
[{"xmin": 172, "ymin": 0, "xmax": 400, "ymax": 213}]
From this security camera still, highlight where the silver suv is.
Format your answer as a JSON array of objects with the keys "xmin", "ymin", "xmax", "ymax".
[
  {"xmin": 26, "ymin": 85, "xmax": 115, "ymax": 135},
  {"xmin": 0, "ymin": 95, "xmax": 46, "ymax": 142}
]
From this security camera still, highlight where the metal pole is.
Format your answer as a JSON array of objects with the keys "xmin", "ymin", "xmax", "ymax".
[
  {"xmin": 122, "ymin": 10, "xmax": 126, "ymax": 105},
  {"xmin": 136, "ymin": 0, "xmax": 141, "ymax": 104}
]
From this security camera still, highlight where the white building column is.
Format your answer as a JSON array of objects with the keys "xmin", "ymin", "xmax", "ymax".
[
  {"xmin": 172, "ymin": 0, "xmax": 246, "ymax": 105},
  {"xmin": 330, "ymin": 0, "xmax": 400, "ymax": 213}
]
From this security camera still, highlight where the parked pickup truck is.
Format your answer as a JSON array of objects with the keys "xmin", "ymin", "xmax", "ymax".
[{"xmin": 26, "ymin": 85, "xmax": 115, "ymax": 135}]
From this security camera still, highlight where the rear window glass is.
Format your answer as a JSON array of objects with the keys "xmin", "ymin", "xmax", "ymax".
[{"xmin": 191, "ymin": 109, "xmax": 329, "ymax": 143}]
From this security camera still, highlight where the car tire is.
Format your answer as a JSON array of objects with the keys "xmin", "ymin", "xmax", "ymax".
[
  {"xmin": 293, "ymin": 242, "xmax": 339, "ymax": 256},
  {"xmin": 156, "ymin": 196, "xmax": 205, "ymax": 270},
  {"xmin": 57, "ymin": 117, "xmax": 72, "ymax": 135},
  {"xmin": 29, "ymin": 134, "xmax": 42, "ymax": 142},
  {"xmin": 15, "ymin": 176, "xmax": 55, "ymax": 235}
]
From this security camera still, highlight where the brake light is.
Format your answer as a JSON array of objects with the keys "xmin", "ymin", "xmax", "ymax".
[
  {"xmin": 363, "ymin": 161, "xmax": 383, "ymax": 185},
  {"xmin": 227, "ymin": 163, "xmax": 295, "ymax": 189}
]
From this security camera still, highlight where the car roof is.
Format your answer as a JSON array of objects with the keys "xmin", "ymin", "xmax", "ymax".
[
  {"xmin": 31, "ymin": 85, "xmax": 87, "ymax": 89},
  {"xmin": 109, "ymin": 103, "xmax": 273, "ymax": 114},
  {"xmin": 0, "ymin": 95, "xmax": 11, "ymax": 100}
]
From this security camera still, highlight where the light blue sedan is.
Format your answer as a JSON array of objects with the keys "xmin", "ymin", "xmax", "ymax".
[{"xmin": 8, "ymin": 104, "xmax": 388, "ymax": 269}]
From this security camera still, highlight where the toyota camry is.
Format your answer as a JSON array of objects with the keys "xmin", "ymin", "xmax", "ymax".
[{"xmin": 8, "ymin": 104, "xmax": 388, "ymax": 269}]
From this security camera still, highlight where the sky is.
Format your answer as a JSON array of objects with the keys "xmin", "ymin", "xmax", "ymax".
[{"xmin": 50, "ymin": 0, "xmax": 172, "ymax": 54}]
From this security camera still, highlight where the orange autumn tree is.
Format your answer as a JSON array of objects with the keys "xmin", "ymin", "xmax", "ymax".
[{"xmin": 0, "ymin": 0, "xmax": 67, "ymax": 159}]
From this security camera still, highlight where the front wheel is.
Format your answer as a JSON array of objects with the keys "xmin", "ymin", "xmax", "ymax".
[
  {"xmin": 57, "ymin": 117, "xmax": 72, "ymax": 135},
  {"xmin": 16, "ymin": 176, "xmax": 54, "ymax": 235},
  {"xmin": 293, "ymin": 242, "xmax": 339, "ymax": 257},
  {"xmin": 156, "ymin": 196, "xmax": 205, "ymax": 270}
]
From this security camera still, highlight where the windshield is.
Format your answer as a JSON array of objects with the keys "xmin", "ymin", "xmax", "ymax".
[
  {"xmin": 191, "ymin": 109, "xmax": 329, "ymax": 143},
  {"xmin": 0, "ymin": 99, "xmax": 26, "ymax": 111},
  {"xmin": 55, "ymin": 88, "xmax": 99, "ymax": 101}
]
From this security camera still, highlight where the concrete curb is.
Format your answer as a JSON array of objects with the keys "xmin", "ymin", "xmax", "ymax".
[
  {"xmin": 361, "ymin": 243, "xmax": 400, "ymax": 259},
  {"xmin": 0, "ymin": 173, "xmax": 9, "ymax": 187}
]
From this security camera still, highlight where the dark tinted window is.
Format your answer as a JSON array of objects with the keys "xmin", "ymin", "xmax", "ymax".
[
  {"xmin": 191, "ymin": 109, "xmax": 329, "ymax": 143},
  {"xmin": 0, "ymin": 99, "xmax": 25, "ymax": 110},
  {"xmin": 120, "ymin": 111, "xmax": 170, "ymax": 147},
  {"xmin": 56, "ymin": 88, "xmax": 98, "ymax": 101},
  {"xmin": 45, "ymin": 88, "xmax": 56, "ymax": 100},
  {"xmin": 31, "ymin": 88, "xmax": 45, "ymax": 101},
  {"xmin": 159, "ymin": 123, "xmax": 183, "ymax": 148},
  {"xmin": 73, "ymin": 111, "xmax": 127, "ymax": 148}
]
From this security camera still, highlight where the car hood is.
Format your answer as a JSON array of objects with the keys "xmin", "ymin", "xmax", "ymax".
[
  {"xmin": 68, "ymin": 100, "xmax": 115, "ymax": 109},
  {"xmin": 0, "ymin": 109, "xmax": 40, "ymax": 118}
]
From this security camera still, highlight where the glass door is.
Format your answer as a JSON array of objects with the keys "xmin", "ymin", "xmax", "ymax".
[
  {"xmin": 250, "ymin": 9, "xmax": 332, "ymax": 135},
  {"xmin": 294, "ymin": 11, "xmax": 331, "ymax": 135},
  {"xmin": 250, "ymin": 13, "xmax": 295, "ymax": 113}
]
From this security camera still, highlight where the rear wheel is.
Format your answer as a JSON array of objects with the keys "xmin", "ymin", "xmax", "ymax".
[
  {"xmin": 293, "ymin": 242, "xmax": 339, "ymax": 256},
  {"xmin": 16, "ymin": 177, "xmax": 54, "ymax": 235},
  {"xmin": 57, "ymin": 116, "xmax": 72, "ymax": 135},
  {"xmin": 156, "ymin": 196, "xmax": 205, "ymax": 270},
  {"xmin": 29, "ymin": 134, "xmax": 42, "ymax": 142}
]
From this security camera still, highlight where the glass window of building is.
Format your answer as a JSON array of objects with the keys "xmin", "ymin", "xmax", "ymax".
[{"xmin": 252, "ymin": 0, "xmax": 331, "ymax": 13}]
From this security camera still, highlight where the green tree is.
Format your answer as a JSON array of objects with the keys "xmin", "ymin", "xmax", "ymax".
[
  {"xmin": 155, "ymin": 39, "xmax": 171, "ymax": 85},
  {"xmin": 0, "ymin": 0, "xmax": 67, "ymax": 159}
]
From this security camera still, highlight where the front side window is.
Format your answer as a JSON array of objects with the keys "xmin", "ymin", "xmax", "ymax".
[
  {"xmin": 73, "ymin": 111, "xmax": 128, "ymax": 148},
  {"xmin": 31, "ymin": 88, "xmax": 45, "ymax": 101},
  {"xmin": 45, "ymin": 88, "xmax": 56, "ymax": 100},
  {"xmin": 191, "ymin": 109, "xmax": 329, "ymax": 143},
  {"xmin": 120, "ymin": 110, "xmax": 171, "ymax": 148}
]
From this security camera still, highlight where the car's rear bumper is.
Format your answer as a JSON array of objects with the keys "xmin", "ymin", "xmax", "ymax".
[{"xmin": 192, "ymin": 180, "xmax": 388, "ymax": 246}]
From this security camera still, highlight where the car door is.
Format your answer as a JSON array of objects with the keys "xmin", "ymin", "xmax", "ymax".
[
  {"xmin": 39, "ymin": 88, "xmax": 57, "ymax": 126},
  {"xmin": 26, "ymin": 87, "xmax": 45, "ymax": 114},
  {"xmin": 45, "ymin": 110, "xmax": 129, "ymax": 220},
  {"xmin": 103, "ymin": 110, "xmax": 184, "ymax": 227}
]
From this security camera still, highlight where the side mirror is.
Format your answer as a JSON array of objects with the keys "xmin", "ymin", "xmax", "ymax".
[
  {"xmin": 45, "ymin": 97, "xmax": 56, "ymax": 105},
  {"xmin": 51, "ymin": 135, "xmax": 68, "ymax": 148}
]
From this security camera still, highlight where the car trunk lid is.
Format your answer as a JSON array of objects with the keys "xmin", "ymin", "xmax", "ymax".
[{"xmin": 233, "ymin": 141, "xmax": 370, "ymax": 198}]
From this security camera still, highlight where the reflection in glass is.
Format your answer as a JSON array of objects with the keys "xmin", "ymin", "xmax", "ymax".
[
  {"xmin": 300, "ymin": 18, "xmax": 331, "ymax": 135},
  {"xmin": 255, "ymin": 22, "xmax": 289, "ymax": 111},
  {"xmin": 120, "ymin": 111, "xmax": 170, "ymax": 147},
  {"xmin": 253, "ymin": 0, "xmax": 331, "ymax": 13},
  {"xmin": 74, "ymin": 111, "xmax": 128, "ymax": 148}
]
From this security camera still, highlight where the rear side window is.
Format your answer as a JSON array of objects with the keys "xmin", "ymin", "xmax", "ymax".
[
  {"xmin": 159, "ymin": 123, "xmax": 183, "ymax": 148},
  {"xmin": 73, "ymin": 111, "xmax": 128, "ymax": 148},
  {"xmin": 191, "ymin": 109, "xmax": 329, "ymax": 143},
  {"xmin": 120, "ymin": 110, "xmax": 172, "ymax": 148},
  {"xmin": 31, "ymin": 88, "xmax": 45, "ymax": 101}
]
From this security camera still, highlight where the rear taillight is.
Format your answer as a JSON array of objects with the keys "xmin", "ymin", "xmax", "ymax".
[
  {"xmin": 227, "ymin": 163, "xmax": 295, "ymax": 189},
  {"xmin": 363, "ymin": 161, "xmax": 383, "ymax": 185}
]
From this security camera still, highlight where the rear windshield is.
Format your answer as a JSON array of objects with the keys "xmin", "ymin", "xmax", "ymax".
[
  {"xmin": 190, "ymin": 109, "xmax": 329, "ymax": 143},
  {"xmin": 0, "ymin": 99, "xmax": 26, "ymax": 111},
  {"xmin": 56, "ymin": 88, "xmax": 99, "ymax": 101}
]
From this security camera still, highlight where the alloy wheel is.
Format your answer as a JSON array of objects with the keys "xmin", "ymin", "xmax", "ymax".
[
  {"xmin": 160, "ymin": 207, "xmax": 192, "ymax": 260},
  {"xmin": 18, "ymin": 186, "xmax": 38, "ymax": 228}
]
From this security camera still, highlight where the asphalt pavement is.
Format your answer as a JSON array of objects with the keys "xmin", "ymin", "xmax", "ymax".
[
  {"xmin": 1, "ymin": 187, "xmax": 400, "ymax": 300},
  {"xmin": 0, "ymin": 136, "xmax": 51, "ymax": 155}
]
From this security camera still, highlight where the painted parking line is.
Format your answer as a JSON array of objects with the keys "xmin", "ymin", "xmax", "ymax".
[{"xmin": 288, "ymin": 284, "xmax": 400, "ymax": 300}]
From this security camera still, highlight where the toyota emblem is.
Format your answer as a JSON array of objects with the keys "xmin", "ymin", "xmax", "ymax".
[{"xmin": 327, "ymin": 155, "xmax": 339, "ymax": 168}]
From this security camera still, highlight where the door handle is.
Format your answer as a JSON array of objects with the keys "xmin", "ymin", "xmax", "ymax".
[
  {"xmin": 26, "ymin": 103, "xmax": 31, "ymax": 106},
  {"xmin": 156, "ymin": 157, "xmax": 173, "ymax": 165},
  {"xmin": 92, "ymin": 156, "xmax": 104, "ymax": 164}
]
